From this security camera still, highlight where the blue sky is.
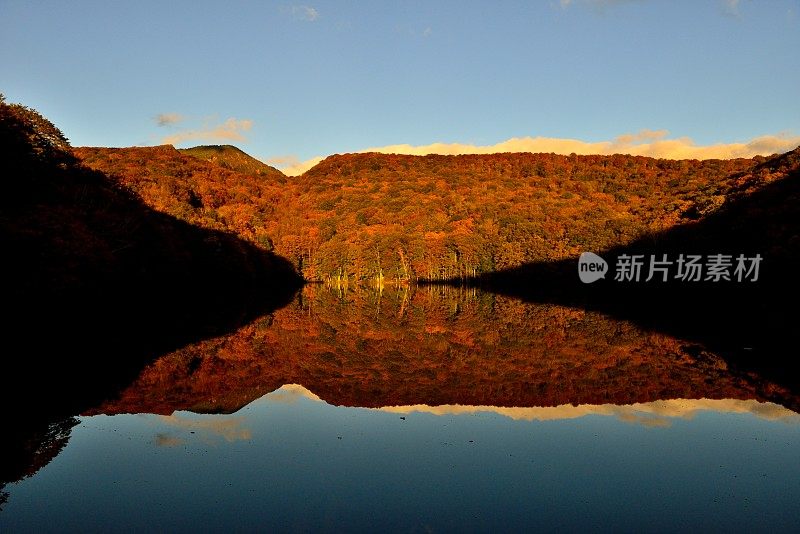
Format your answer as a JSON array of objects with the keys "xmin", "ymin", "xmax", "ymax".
[{"xmin": 1, "ymin": 0, "xmax": 798, "ymax": 174}]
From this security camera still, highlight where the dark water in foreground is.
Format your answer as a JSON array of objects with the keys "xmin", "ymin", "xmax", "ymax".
[{"xmin": 2, "ymin": 286, "xmax": 799, "ymax": 532}]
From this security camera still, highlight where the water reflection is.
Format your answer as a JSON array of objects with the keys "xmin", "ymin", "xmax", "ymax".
[
  {"xmin": 3, "ymin": 383, "xmax": 800, "ymax": 532},
  {"xmin": 153, "ymin": 415, "xmax": 253, "ymax": 444},
  {"xmin": 87, "ymin": 285, "xmax": 799, "ymax": 416},
  {"xmin": 272, "ymin": 384, "xmax": 800, "ymax": 426},
  {"xmin": 2, "ymin": 286, "xmax": 800, "ymax": 531}
]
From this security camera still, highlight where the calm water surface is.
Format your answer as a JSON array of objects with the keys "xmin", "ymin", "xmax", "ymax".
[{"xmin": 2, "ymin": 287, "xmax": 799, "ymax": 532}]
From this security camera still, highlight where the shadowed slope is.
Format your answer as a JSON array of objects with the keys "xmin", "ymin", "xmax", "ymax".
[
  {"xmin": 434, "ymin": 147, "xmax": 800, "ymax": 386},
  {"xmin": 0, "ymin": 98, "xmax": 302, "ymax": 417}
]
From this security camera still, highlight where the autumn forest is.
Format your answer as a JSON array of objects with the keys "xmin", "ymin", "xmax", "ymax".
[{"xmin": 73, "ymin": 125, "xmax": 798, "ymax": 285}]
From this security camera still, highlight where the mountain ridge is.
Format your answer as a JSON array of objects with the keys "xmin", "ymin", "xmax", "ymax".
[
  {"xmin": 300, "ymin": 149, "xmax": 772, "ymax": 178},
  {"xmin": 76, "ymin": 143, "xmax": 796, "ymax": 283}
]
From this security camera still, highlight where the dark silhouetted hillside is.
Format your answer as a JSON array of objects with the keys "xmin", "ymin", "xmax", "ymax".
[{"xmin": 0, "ymin": 97, "xmax": 301, "ymax": 417}]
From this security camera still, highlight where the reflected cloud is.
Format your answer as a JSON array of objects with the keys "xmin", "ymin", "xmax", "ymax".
[
  {"xmin": 158, "ymin": 414, "xmax": 252, "ymax": 442},
  {"xmin": 376, "ymin": 398, "xmax": 800, "ymax": 427},
  {"xmin": 260, "ymin": 385, "xmax": 800, "ymax": 427},
  {"xmin": 154, "ymin": 433, "xmax": 185, "ymax": 447}
]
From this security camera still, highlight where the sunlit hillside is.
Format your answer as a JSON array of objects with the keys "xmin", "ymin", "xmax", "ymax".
[
  {"xmin": 180, "ymin": 144, "xmax": 286, "ymax": 180},
  {"xmin": 74, "ymin": 143, "xmax": 798, "ymax": 283}
]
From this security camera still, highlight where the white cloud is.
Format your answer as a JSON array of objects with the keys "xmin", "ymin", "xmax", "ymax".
[
  {"xmin": 272, "ymin": 130, "xmax": 800, "ymax": 176},
  {"xmin": 287, "ymin": 5, "xmax": 319, "ymax": 21},
  {"xmin": 562, "ymin": 0, "xmax": 745, "ymax": 17},
  {"xmin": 155, "ymin": 113, "xmax": 184, "ymax": 127},
  {"xmin": 723, "ymin": 0, "xmax": 741, "ymax": 17},
  {"xmin": 264, "ymin": 154, "xmax": 301, "ymax": 167},
  {"xmin": 161, "ymin": 118, "xmax": 253, "ymax": 146},
  {"xmin": 558, "ymin": 0, "xmax": 642, "ymax": 11},
  {"xmin": 266, "ymin": 154, "xmax": 324, "ymax": 176}
]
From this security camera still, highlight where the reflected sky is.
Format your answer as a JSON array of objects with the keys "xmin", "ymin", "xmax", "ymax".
[{"xmin": 3, "ymin": 384, "xmax": 800, "ymax": 532}]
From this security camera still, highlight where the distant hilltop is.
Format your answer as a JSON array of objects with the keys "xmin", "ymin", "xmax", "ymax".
[{"xmin": 179, "ymin": 144, "xmax": 286, "ymax": 180}]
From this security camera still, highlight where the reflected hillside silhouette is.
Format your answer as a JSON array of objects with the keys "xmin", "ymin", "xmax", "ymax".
[
  {"xmin": 427, "ymin": 148, "xmax": 800, "ymax": 387},
  {"xmin": 6, "ymin": 285, "xmax": 798, "ymax": 509},
  {"xmin": 88, "ymin": 285, "xmax": 800, "ymax": 417}
]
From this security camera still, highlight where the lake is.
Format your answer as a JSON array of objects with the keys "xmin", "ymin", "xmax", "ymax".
[{"xmin": 2, "ymin": 286, "xmax": 799, "ymax": 532}]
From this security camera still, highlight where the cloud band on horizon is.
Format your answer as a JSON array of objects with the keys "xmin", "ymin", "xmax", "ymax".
[{"xmin": 270, "ymin": 130, "xmax": 800, "ymax": 176}]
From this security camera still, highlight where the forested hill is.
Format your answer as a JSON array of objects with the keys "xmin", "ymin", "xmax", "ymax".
[
  {"xmin": 74, "ymin": 142, "xmax": 798, "ymax": 283},
  {"xmin": 180, "ymin": 144, "xmax": 286, "ymax": 180},
  {"xmin": 74, "ymin": 144, "xmax": 288, "ymax": 249}
]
